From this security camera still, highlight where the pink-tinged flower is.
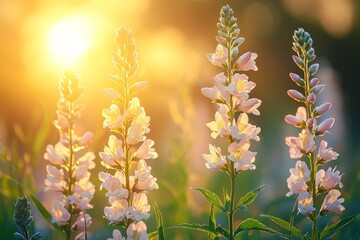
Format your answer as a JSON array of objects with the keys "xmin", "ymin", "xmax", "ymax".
[
  {"xmin": 99, "ymin": 135, "xmax": 125, "ymax": 168},
  {"xmin": 203, "ymin": 144, "xmax": 227, "ymax": 169},
  {"xmin": 286, "ymin": 161, "xmax": 310, "ymax": 196},
  {"xmin": 51, "ymin": 202, "xmax": 71, "ymax": 226},
  {"xmin": 287, "ymin": 89, "xmax": 305, "ymax": 102},
  {"xmin": 306, "ymin": 118, "xmax": 317, "ymax": 131},
  {"xmin": 225, "ymin": 74, "xmax": 256, "ymax": 98},
  {"xmin": 236, "ymin": 97, "xmax": 262, "ymax": 116},
  {"xmin": 297, "ymin": 191, "xmax": 316, "ymax": 215},
  {"xmin": 78, "ymin": 131, "xmax": 94, "ymax": 146},
  {"xmin": 313, "ymin": 102, "xmax": 332, "ymax": 117},
  {"xmin": 68, "ymin": 180, "xmax": 95, "ymax": 210},
  {"xmin": 285, "ymin": 129, "xmax": 316, "ymax": 159},
  {"xmin": 207, "ymin": 44, "xmax": 228, "ymax": 67},
  {"xmin": 230, "ymin": 113, "xmax": 260, "ymax": 141},
  {"xmin": 77, "ymin": 152, "xmax": 96, "ymax": 170},
  {"xmin": 134, "ymin": 160, "xmax": 159, "ymax": 191},
  {"xmin": 316, "ymin": 140, "xmax": 339, "ymax": 165},
  {"xmin": 44, "ymin": 165, "xmax": 67, "ymax": 191},
  {"xmin": 99, "ymin": 171, "xmax": 129, "ymax": 198},
  {"xmin": 207, "ymin": 111, "xmax": 231, "ymax": 139},
  {"xmin": 316, "ymin": 167, "xmax": 343, "ymax": 191},
  {"xmin": 103, "ymin": 104, "xmax": 124, "ymax": 130},
  {"xmin": 126, "ymin": 111, "xmax": 150, "ymax": 145},
  {"xmin": 135, "ymin": 139, "xmax": 158, "ymax": 160},
  {"xmin": 126, "ymin": 221, "xmax": 148, "ymax": 240},
  {"xmin": 108, "ymin": 229, "xmax": 125, "ymax": 240},
  {"xmin": 127, "ymin": 97, "xmax": 142, "ymax": 117},
  {"xmin": 72, "ymin": 214, "xmax": 92, "ymax": 231},
  {"xmin": 128, "ymin": 193, "xmax": 150, "ymax": 221},
  {"xmin": 201, "ymin": 86, "xmax": 223, "ymax": 102},
  {"xmin": 44, "ymin": 143, "xmax": 68, "ymax": 165},
  {"xmin": 235, "ymin": 52, "xmax": 258, "ymax": 71},
  {"xmin": 315, "ymin": 118, "xmax": 335, "ymax": 136},
  {"xmin": 214, "ymin": 72, "xmax": 227, "ymax": 84},
  {"xmin": 228, "ymin": 141, "xmax": 257, "ymax": 171},
  {"xmin": 320, "ymin": 189, "xmax": 345, "ymax": 213},
  {"xmin": 285, "ymin": 107, "xmax": 307, "ymax": 128},
  {"xmin": 104, "ymin": 199, "xmax": 129, "ymax": 223},
  {"xmin": 131, "ymin": 81, "xmax": 149, "ymax": 93}
]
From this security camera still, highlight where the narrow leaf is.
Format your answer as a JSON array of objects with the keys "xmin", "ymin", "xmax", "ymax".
[
  {"xmin": 30, "ymin": 232, "xmax": 42, "ymax": 240},
  {"xmin": 14, "ymin": 232, "xmax": 25, "ymax": 240},
  {"xmin": 216, "ymin": 226, "xmax": 229, "ymax": 239},
  {"xmin": 154, "ymin": 202, "xmax": 165, "ymax": 240},
  {"xmin": 320, "ymin": 214, "xmax": 359, "ymax": 240},
  {"xmin": 192, "ymin": 188, "xmax": 223, "ymax": 211},
  {"xmin": 261, "ymin": 214, "xmax": 302, "ymax": 239},
  {"xmin": 234, "ymin": 218, "xmax": 288, "ymax": 239},
  {"xmin": 147, "ymin": 231, "xmax": 158, "ymax": 240},
  {"xmin": 208, "ymin": 205, "xmax": 218, "ymax": 240},
  {"xmin": 235, "ymin": 185, "xmax": 266, "ymax": 211}
]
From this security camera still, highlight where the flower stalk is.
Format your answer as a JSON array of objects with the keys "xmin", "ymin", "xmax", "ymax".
[
  {"xmin": 99, "ymin": 28, "xmax": 158, "ymax": 239},
  {"xmin": 202, "ymin": 4, "xmax": 261, "ymax": 239},
  {"xmin": 44, "ymin": 71, "xmax": 95, "ymax": 240},
  {"xmin": 285, "ymin": 28, "xmax": 344, "ymax": 239}
]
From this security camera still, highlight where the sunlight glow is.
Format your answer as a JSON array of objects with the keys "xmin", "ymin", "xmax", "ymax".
[{"xmin": 46, "ymin": 17, "xmax": 92, "ymax": 68}]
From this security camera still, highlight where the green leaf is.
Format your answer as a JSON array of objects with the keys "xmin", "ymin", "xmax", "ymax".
[
  {"xmin": 14, "ymin": 232, "xmax": 25, "ymax": 240},
  {"xmin": 216, "ymin": 226, "xmax": 229, "ymax": 239},
  {"xmin": 30, "ymin": 232, "xmax": 42, "ymax": 240},
  {"xmin": 147, "ymin": 231, "xmax": 158, "ymax": 240},
  {"xmin": 192, "ymin": 188, "xmax": 223, "ymax": 211},
  {"xmin": 154, "ymin": 202, "xmax": 165, "ymax": 240},
  {"xmin": 320, "ymin": 214, "xmax": 359, "ymax": 240},
  {"xmin": 261, "ymin": 214, "xmax": 302, "ymax": 239},
  {"xmin": 235, "ymin": 185, "xmax": 266, "ymax": 211},
  {"xmin": 171, "ymin": 223, "xmax": 210, "ymax": 233},
  {"xmin": 234, "ymin": 218, "xmax": 288, "ymax": 239},
  {"xmin": 208, "ymin": 205, "xmax": 218, "ymax": 240},
  {"xmin": 0, "ymin": 173, "xmax": 61, "ymax": 232}
]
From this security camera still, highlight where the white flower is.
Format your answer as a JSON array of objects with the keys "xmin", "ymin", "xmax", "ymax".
[
  {"xmin": 99, "ymin": 135, "xmax": 125, "ymax": 168},
  {"xmin": 51, "ymin": 202, "xmax": 71, "ymax": 226},
  {"xmin": 127, "ymin": 192, "xmax": 150, "ymax": 221},
  {"xmin": 135, "ymin": 139, "xmax": 158, "ymax": 160},
  {"xmin": 104, "ymin": 199, "xmax": 129, "ymax": 223},
  {"xmin": 127, "ymin": 97, "xmax": 142, "ymax": 117},
  {"xmin": 320, "ymin": 189, "xmax": 345, "ymax": 213},
  {"xmin": 230, "ymin": 113, "xmax": 260, "ymax": 141},
  {"xmin": 225, "ymin": 73, "xmax": 256, "ymax": 98},
  {"xmin": 107, "ymin": 229, "xmax": 125, "ymax": 240},
  {"xmin": 78, "ymin": 131, "xmax": 94, "ymax": 146},
  {"xmin": 103, "ymin": 104, "xmax": 124, "ymax": 130},
  {"xmin": 207, "ymin": 111, "xmax": 231, "ymax": 139},
  {"xmin": 316, "ymin": 140, "xmax": 339, "ymax": 165},
  {"xmin": 134, "ymin": 160, "xmax": 159, "ymax": 191},
  {"xmin": 228, "ymin": 140, "xmax": 256, "ymax": 171},
  {"xmin": 203, "ymin": 144, "xmax": 227, "ymax": 169},
  {"xmin": 285, "ymin": 129, "xmax": 316, "ymax": 159},
  {"xmin": 126, "ymin": 110, "xmax": 150, "ymax": 145},
  {"xmin": 99, "ymin": 172, "xmax": 129, "ymax": 199},
  {"xmin": 297, "ymin": 191, "xmax": 316, "ymax": 215},
  {"xmin": 68, "ymin": 179, "xmax": 95, "ymax": 210},
  {"xmin": 316, "ymin": 167, "xmax": 343, "ymax": 191},
  {"xmin": 286, "ymin": 161, "xmax": 310, "ymax": 196},
  {"xmin": 44, "ymin": 165, "xmax": 67, "ymax": 192},
  {"xmin": 127, "ymin": 221, "xmax": 148, "ymax": 240},
  {"xmin": 44, "ymin": 143, "xmax": 68, "ymax": 165}
]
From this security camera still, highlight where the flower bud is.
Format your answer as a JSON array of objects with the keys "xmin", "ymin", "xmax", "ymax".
[
  {"xmin": 306, "ymin": 93, "xmax": 316, "ymax": 104},
  {"xmin": 313, "ymin": 102, "xmax": 332, "ymax": 117},
  {"xmin": 309, "ymin": 78, "xmax": 320, "ymax": 88},
  {"xmin": 285, "ymin": 115, "xmax": 303, "ymax": 127},
  {"xmin": 311, "ymin": 84, "xmax": 325, "ymax": 94},
  {"xmin": 316, "ymin": 118, "xmax": 335, "ymax": 136},
  {"xmin": 292, "ymin": 55, "xmax": 305, "ymax": 69},
  {"xmin": 309, "ymin": 63, "xmax": 319, "ymax": 76},
  {"xmin": 289, "ymin": 73, "xmax": 305, "ymax": 87},
  {"xmin": 287, "ymin": 90, "xmax": 305, "ymax": 102}
]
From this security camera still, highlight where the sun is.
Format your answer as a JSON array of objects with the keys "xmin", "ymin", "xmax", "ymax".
[{"xmin": 46, "ymin": 17, "xmax": 92, "ymax": 68}]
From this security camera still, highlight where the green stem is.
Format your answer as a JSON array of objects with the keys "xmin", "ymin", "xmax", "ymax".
[
  {"xmin": 229, "ymin": 163, "xmax": 235, "ymax": 240},
  {"xmin": 288, "ymin": 198, "xmax": 297, "ymax": 240},
  {"xmin": 310, "ymin": 152, "xmax": 317, "ymax": 240}
]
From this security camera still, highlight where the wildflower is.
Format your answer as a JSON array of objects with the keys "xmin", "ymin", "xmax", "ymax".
[
  {"xmin": 99, "ymin": 28, "xmax": 158, "ymax": 239},
  {"xmin": 285, "ymin": 28, "xmax": 346, "ymax": 237},
  {"xmin": 228, "ymin": 141, "xmax": 257, "ymax": 171},
  {"xmin": 44, "ymin": 71, "xmax": 95, "ymax": 238},
  {"xmin": 297, "ymin": 191, "xmax": 316, "ymax": 215},
  {"xmin": 203, "ymin": 144, "xmax": 227, "ymax": 170},
  {"xmin": 320, "ymin": 189, "xmax": 345, "ymax": 213}
]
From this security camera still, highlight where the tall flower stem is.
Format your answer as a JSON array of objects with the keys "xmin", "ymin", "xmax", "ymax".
[{"xmin": 229, "ymin": 166, "xmax": 235, "ymax": 239}]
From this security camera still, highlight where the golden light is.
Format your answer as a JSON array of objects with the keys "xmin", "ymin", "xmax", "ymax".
[{"xmin": 46, "ymin": 16, "xmax": 92, "ymax": 68}]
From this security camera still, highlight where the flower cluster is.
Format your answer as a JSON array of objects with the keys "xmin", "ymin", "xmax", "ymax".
[
  {"xmin": 99, "ymin": 28, "xmax": 158, "ymax": 239},
  {"xmin": 202, "ymin": 4, "xmax": 261, "ymax": 174},
  {"xmin": 285, "ymin": 29, "xmax": 344, "ymax": 219},
  {"xmin": 44, "ymin": 71, "xmax": 95, "ymax": 239}
]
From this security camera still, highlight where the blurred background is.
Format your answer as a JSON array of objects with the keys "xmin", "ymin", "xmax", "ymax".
[{"xmin": 0, "ymin": 0, "xmax": 359, "ymax": 239}]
